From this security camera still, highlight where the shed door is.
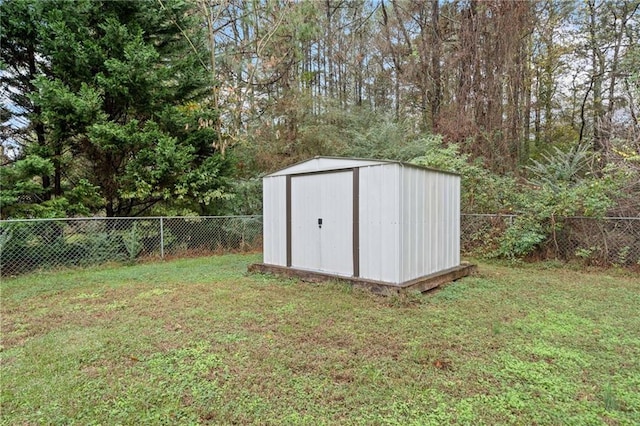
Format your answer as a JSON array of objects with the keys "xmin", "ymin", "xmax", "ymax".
[{"xmin": 290, "ymin": 171, "xmax": 353, "ymax": 276}]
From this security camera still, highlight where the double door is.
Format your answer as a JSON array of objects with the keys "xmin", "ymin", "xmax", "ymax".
[{"xmin": 290, "ymin": 171, "xmax": 354, "ymax": 276}]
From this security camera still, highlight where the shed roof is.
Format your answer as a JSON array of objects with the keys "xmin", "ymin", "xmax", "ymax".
[{"xmin": 265, "ymin": 156, "xmax": 460, "ymax": 177}]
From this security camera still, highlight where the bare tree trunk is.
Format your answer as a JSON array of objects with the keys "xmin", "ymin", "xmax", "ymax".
[
  {"xmin": 380, "ymin": 1, "xmax": 402, "ymax": 121},
  {"xmin": 534, "ymin": 67, "xmax": 541, "ymax": 147},
  {"xmin": 523, "ymin": 35, "xmax": 532, "ymax": 163},
  {"xmin": 523, "ymin": 72, "xmax": 532, "ymax": 162},
  {"xmin": 430, "ymin": 0, "xmax": 442, "ymax": 132},
  {"xmin": 588, "ymin": 0, "xmax": 605, "ymax": 151},
  {"xmin": 54, "ymin": 144, "xmax": 61, "ymax": 196},
  {"xmin": 606, "ymin": 2, "xmax": 637, "ymax": 119},
  {"xmin": 325, "ymin": 0, "xmax": 334, "ymax": 99},
  {"xmin": 27, "ymin": 44, "xmax": 52, "ymax": 199}
]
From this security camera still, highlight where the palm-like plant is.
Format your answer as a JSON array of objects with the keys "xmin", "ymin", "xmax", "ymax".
[{"xmin": 526, "ymin": 143, "xmax": 593, "ymax": 190}]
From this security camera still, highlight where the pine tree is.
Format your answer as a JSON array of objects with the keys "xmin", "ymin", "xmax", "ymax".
[{"xmin": 1, "ymin": 0, "xmax": 232, "ymax": 217}]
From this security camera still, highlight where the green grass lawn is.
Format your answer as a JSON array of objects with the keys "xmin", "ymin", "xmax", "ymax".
[{"xmin": 1, "ymin": 255, "xmax": 639, "ymax": 425}]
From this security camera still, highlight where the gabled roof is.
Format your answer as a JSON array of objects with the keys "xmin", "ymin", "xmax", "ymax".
[{"xmin": 265, "ymin": 156, "xmax": 460, "ymax": 177}]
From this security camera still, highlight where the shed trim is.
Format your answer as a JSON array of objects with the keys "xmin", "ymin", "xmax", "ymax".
[
  {"xmin": 352, "ymin": 167, "xmax": 360, "ymax": 278},
  {"xmin": 248, "ymin": 262, "xmax": 477, "ymax": 296},
  {"xmin": 285, "ymin": 175, "xmax": 291, "ymax": 267},
  {"xmin": 265, "ymin": 156, "xmax": 460, "ymax": 178}
]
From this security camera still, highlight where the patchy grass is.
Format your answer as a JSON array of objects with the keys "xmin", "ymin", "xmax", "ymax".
[{"xmin": 1, "ymin": 254, "xmax": 639, "ymax": 425}]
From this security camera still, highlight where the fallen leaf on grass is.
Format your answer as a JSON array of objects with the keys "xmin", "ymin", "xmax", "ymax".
[{"xmin": 433, "ymin": 359, "xmax": 452, "ymax": 370}]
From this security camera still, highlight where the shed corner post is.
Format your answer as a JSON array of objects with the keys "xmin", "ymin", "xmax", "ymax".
[{"xmin": 286, "ymin": 175, "xmax": 292, "ymax": 267}]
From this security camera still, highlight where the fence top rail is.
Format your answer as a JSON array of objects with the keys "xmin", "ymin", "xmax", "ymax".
[
  {"xmin": 461, "ymin": 213, "xmax": 517, "ymax": 218},
  {"xmin": 563, "ymin": 216, "xmax": 640, "ymax": 220},
  {"xmin": 460, "ymin": 213, "xmax": 639, "ymax": 220},
  {"xmin": 0, "ymin": 215, "xmax": 263, "ymax": 224},
  {"xmin": 1, "ymin": 214, "xmax": 638, "ymax": 224}
]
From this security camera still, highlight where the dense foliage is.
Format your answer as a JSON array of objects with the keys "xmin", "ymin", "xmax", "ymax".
[
  {"xmin": 2, "ymin": 0, "xmax": 638, "ymax": 259},
  {"xmin": 1, "ymin": 0, "xmax": 233, "ymax": 218}
]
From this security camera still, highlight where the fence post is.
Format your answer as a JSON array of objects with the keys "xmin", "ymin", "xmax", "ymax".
[
  {"xmin": 160, "ymin": 217, "xmax": 164, "ymax": 259},
  {"xmin": 242, "ymin": 219, "xmax": 246, "ymax": 250}
]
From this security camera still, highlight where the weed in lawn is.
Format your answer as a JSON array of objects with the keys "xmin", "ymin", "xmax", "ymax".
[
  {"xmin": 72, "ymin": 292, "xmax": 102, "ymax": 300},
  {"xmin": 104, "ymin": 300, "xmax": 128, "ymax": 311},
  {"xmin": 385, "ymin": 291, "xmax": 425, "ymax": 308},
  {"xmin": 326, "ymin": 279, "xmax": 354, "ymax": 294},
  {"xmin": 136, "ymin": 288, "xmax": 173, "ymax": 299},
  {"xmin": 603, "ymin": 384, "xmax": 620, "ymax": 412},
  {"xmin": 360, "ymin": 363, "xmax": 385, "ymax": 384},
  {"xmin": 274, "ymin": 301, "xmax": 297, "ymax": 315},
  {"xmin": 406, "ymin": 340, "xmax": 435, "ymax": 366},
  {"xmin": 492, "ymin": 321, "xmax": 502, "ymax": 335}
]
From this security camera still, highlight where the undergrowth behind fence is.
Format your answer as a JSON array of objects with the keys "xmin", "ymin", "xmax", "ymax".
[
  {"xmin": 1, "ymin": 214, "xmax": 638, "ymax": 276},
  {"xmin": 0, "ymin": 216, "xmax": 262, "ymax": 276}
]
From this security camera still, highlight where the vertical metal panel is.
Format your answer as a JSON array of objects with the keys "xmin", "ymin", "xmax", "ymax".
[
  {"xmin": 290, "ymin": 171, "xmax": 353, "ymax": 276},
  {"xmin": 400, "ymin": 167, "xmax": 461, "ymax": 282},
  {"xmin": 451, "ymin": 177, "xmax": 462, "ymax": 265},
  {"xmin": 319, "ymin": 171, "xmax": 353, "ymax": 275},
  {"xmin": 290, "ymin": 174, "xmax": 321, "ymax": 271},
  {"xmin": 263, "ymin": 175, "xmax": 287, "ymax": 266},
  {"xmin": 359, "ymin": 164, "xmax": 401, "ymax": 284}
]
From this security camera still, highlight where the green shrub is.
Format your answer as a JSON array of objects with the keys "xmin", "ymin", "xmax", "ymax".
[
  {"xmin": 410, "ymin": 135, "xmax": 518, "ymax": 214},
  {"xmin": 121, "ymin": 223, "xmax": 143, "ymax": 262},
  {"xmin": 493, "ymin": 148, "xmax": 628, "ymax": 258}
]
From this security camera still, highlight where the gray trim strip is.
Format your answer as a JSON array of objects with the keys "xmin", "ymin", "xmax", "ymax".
[
  {"xmin": 286, "ymin": 175, "xmax": 291, "ymax": 267},
  {"xmin": 352, "ymin": 168, "xmax": 360, "ymax": 278},
  {"xmin": 265, "ymin": 156, "xmax": 460, "ymax": 178},
  {"xmin": 285, "ymin": 168, "xmax": 354, "ymax": 178}
]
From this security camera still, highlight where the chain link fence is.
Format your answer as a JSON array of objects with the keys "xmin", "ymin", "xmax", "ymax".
[
  {"xmin": 548, "ymin": 217, "xmax": 640, "ymax": 267},
  {"xmin": 460, "ymin": 214, "xmax": 640, "ymax": 267},
  {"xmin": 460, "ymin": 213, "xmax": 515, "ymax": 254},
  {"xmin": 1, "ymin": 214, "xmax": 638, "ymax": 276},
  {"xmin": 0, "ymin": 216, "xmax": 262, "ymax": 276}
]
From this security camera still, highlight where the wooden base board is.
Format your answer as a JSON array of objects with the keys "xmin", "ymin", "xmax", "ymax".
[{"xmin": 247, "ymin": 262, "xmax": 477, "ymax": 296}]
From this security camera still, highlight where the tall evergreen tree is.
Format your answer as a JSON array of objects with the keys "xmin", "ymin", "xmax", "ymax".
[{"xmin": 1, "ymin": 0, "xmax": 232, "ymax": 218}]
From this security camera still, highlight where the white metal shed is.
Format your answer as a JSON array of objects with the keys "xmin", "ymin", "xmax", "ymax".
[{"xmin": 255, "ymin": 156, "xmax": 471, "ymax": 291}]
